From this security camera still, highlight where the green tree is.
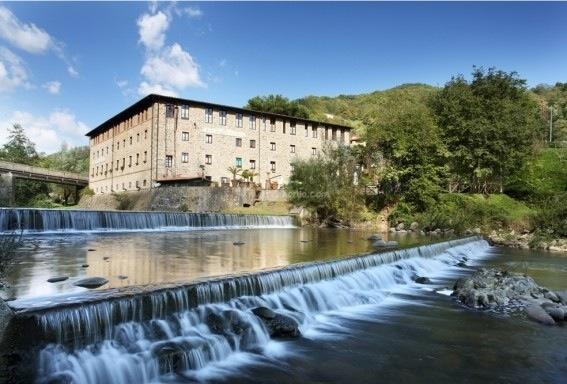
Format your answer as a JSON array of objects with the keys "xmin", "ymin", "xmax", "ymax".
[
  {"xmin": 288, "ymin": 144, "xmax": 364, "ymax": 224},
  {"xmin": 245, "ymin": 95, "xmax": 310, "ymax": 119},
  {"xmin": 432, "ymin": 67, "xmax": 542, "ymax": 193},
  {"xmin": 364, "ymin": 102, "xmax": 447, "ymax": 211}
]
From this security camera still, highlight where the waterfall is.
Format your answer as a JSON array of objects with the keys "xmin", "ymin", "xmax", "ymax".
[
  {"xmin": 5, "ymin": 237, "xmax": 491, "ymax": 384},
  {"xmin": 0, "ymin": 208, "xmax": 295, "ymax": 233}
]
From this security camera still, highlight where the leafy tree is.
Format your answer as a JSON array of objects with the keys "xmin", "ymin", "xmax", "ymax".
[
  {"xmin": 245, "ymin": 95, "xmax": 310, "ymax": 119},
  {"xmin": 432, "ymin": 67, "xmax": 542, "ymax": 193},
  {"xmin": 288, "ymin": 144, "xmax": 364, "ymax": 224},
  {"xmin": 0, "ymin": 124, "xmax": 39, "ymax": 165},
  {"xmin": 363, "ymin": 102, "xmax": 447, "ymax": 211}
]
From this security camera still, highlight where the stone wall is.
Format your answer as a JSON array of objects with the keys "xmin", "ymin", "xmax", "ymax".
[
  {"xmin": 78, "ymin": 186, "xmax": 259, "ymax": 212},
  {"xmin": 258, "ymin": 189, "xmax": 288, "ymax": 202}
]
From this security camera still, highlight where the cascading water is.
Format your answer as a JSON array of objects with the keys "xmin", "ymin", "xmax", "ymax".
[
  {"xmin": 5, "ymin": 237, "xmax": 491, "ymax": 384},
  {"xmin": 0, "ymin": 208, "xmax": 295, "ymax": 233}
]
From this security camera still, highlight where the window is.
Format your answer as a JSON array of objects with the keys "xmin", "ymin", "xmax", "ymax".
[
  {"xmin": 129, "ymin": 136, "xmax": 132, "ymax": 145},
  {"xmin": 313, "ymin": 124, "xmax": 318, "ymax": 138},
  {"xmin": 182, "ymin": 131, "xmax": 189, "ymax": 141},
  {"xmin": 290, "ymin": 144, "xmax": 296, "ymax": 153},
  {"xmin": 205, "ymin": 108, "xmax": 213, "ymax": 123},
  {"xmin": 270, "ymin": 118, "xmax": 276, "ymax": 132},
  {"xmin": 181, "ymin": 152, "xmax": 189, "ymax": 163},
  {"xmin": 332, "ymin": 128, "xmax": 337, "ymax": 141},
  {"xmin": 290, "ymin": 122, "xmax": 296, "ymax": 135},
  {"xmin": 128, "ymin": 156, "xmax": 132, "ymax": 167},
  {"xmin": 262, "ymin": 117, "xmax": 267, "ymax": 131},
  {"xmin": 205, "ymin": 154, "xmax": 212, "ymax": 164},
  {"xmin": 144, "ymin": 151, "xmax": 147, "ymax": 163},
  {"xmin": 144, "ymin": 130, "xmax": 148, "ymax": 139},
  {"xmin": 116, "ymin": 160, "xmax": 119, "ymax": 170},
  {"xmin": 305, "ymin": 125, "xmax": 309, "ymax": 137},
  {"xmin": 236, "ymin": 113, "xmax": 243, "ymax": 127},
  {"xmin": 117, "ymin": 141, "xmax": 119, "ymax": 150},
  {"xmin": 137, "ymin": 133, "xmax": 140, "ymax": 142},
  {"xmin": 219, "ymin": 110, "xmax": 227, "ymax": 125},
  {"xmin": 180, "ymin": 105, "xmax": 189, "ymax": 119},
  {"xmin": 206, "ymin": 134, "xmax": 213, "ymax": 144},
  {"xmin": 312, "ymin": 147, "xmax": 317, "ymax": 155},
  {"xmin": 166, "ymin": 104, "xmax": 175, "ymax": 118},
  {"xmin": 236, "ymin": 157, "xmax": 242, "ymax": 168},
  {"xmin": 270, "ymin": 161, "xmax": 276, "ymax": 172},
  {"xmin": 165, "ymin": 155, "xmax": 173, "ymax": 168},
  {"xmin": 123, "ymin": 139, "xmax": 126, "ymax": 147},
  {"xmin": 250, "ymin": 159, "xmax": 256, "ymax": 169},
  {"xmin": 143, "ymin": 179, "xmax": 147, "ymax": 187},
  {"xmin": 236, "ymin": 138, "xmax": 242, "ymax": 147},
  {"xmin": 250, "ymin": 139, "xmax": 256, "ymax": 149},
  {"xmin": 136, "ymin": 153, "xmax": 139, "ymax": 165},
  {"xmin": 249, "ymin": 116, "xmax": 256, "ymax": 129},
  {"xmin": 270, "ymin": 142, "xmax": 276, "ymax": 151}
]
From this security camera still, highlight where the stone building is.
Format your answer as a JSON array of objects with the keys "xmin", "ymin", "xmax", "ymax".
[{"xmin": 87, "ymin": 94, "xmax": 352, "ymax": 194}]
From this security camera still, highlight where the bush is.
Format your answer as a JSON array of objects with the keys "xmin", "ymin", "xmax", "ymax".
[
  {"xmin": 531, "ymin": 193, "xmax": 567, "ymax": 238},
  {"xmin": 113, "ymin": 193, "xmax": 136, "ymax": 210},
  {"xmin": 80, "ymin": 187, "xmax": 95, "ymax": 198}
]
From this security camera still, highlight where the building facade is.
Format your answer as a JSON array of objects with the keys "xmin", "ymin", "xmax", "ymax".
[{"xmin": 87, "ymin": 94, "xmax": 352, "ymax": 194}]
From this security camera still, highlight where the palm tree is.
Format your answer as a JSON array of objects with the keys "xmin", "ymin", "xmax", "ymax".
[{"xmin": 227, "ymin": 166, "xmax": 242, "ymax": 186}]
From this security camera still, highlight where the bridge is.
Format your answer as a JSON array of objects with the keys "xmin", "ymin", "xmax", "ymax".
[{"xmin": 0, "ymin": 160, "xmax": 89, "ymax": 206}]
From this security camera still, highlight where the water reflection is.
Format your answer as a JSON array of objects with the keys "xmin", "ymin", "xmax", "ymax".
[{"xmin": 2, "ymin": 228, "xmax": 433, "ymax": 300}]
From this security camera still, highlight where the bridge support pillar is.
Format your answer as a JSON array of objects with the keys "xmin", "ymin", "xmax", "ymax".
[{"xmin": 0, "ymin": 172, "xmax": 14, "ymax": 207}]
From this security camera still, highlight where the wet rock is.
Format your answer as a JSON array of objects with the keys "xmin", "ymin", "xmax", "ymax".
[
  {"xmin": 222, "ymin": 310, "xmax": 250, "ymax": 335},
  {"xmin": 542, "ymin": 305, "xmax": 565, "ymax": 322},
  {"xmin": 81, "ymin": 264, "xmax": 89, "ymax": 268},
  {"xmin": 206, "ymin": 313, "xmax": 226, "ymax": 335},
  {"xmin": 543, "ymin": 291, "xmax": 560, "ymax": 303},
  {"xmin": 555, "ymin": 291, "xmax": 567, "ymax": 304},
  {"xmin": 372, "ymin": 240, "xmax": 387, "ymax": 247},
  {"xmin": 252, "ymin": 306, "xmax": 276, "ymax": 320},
  {"xmin": 73, "ymin": 277, "xmax": 108, "ymax": 289},
  {"xmin": 456, "ymin": 261, "xmax": 467, "ymax": 267},
  {"xmin": 386, "ymin": 240, "xmax": 399, "ymax": 247},
  {"xmin": 395, "ymin": 223, "xmax": 405, "ymax": 231},
  {"xmin": 233, "ymin": 241, "xmax": 245, "ymax": 246},
  {"xmin": 525, "ymin": 304, "xmax": 556, "ymax": 326},
  {"xmin": 44, "ymin": 372, "xmax": 74, "ymax": 384},
  {"xmin": 47, "ymin": 276, "xmax": 68, "ymax": 283},
  {"xmin": 414, "ymin": 276, "xmax": 431, "ymax": 284},
  {"xmin": 367, "ymin": 234, "xmax": 382, "ymax": 241},
  {"xmin": 262, "ymin": 313, "xmax": 301, "ymax": 338}
]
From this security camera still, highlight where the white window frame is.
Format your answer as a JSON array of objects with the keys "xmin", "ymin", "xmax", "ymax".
[
  {"xmin": 236, "ymin": 113, "xmax": 243, "ymax": 128},
  {"xmin": 205, "ymin": 154, "xmax": 212, "ymax": 165},
  {"xmin": 180, "ymin": 105, "xmax": 189, "ymax": 119},
  {"xmin": 206, "ymin": 134, "xmax": 213, "ymax": 144},
  {"xmin": 182, "ymin": 131, "xmax": 189, "ymax": 141},
  {"xmin": 181, "ymin": 152, "xmax": 189, "ymax": 163},
  {"xmin": 205, "ymin": 108, "xmax": 213, "ymax": 123},
  {"xmin": 219, "ymin": 110, "xmax": 227, "ymax": 125},
  {"xmin": 249, "ymin": 116, "xmax": 256, "ymax": 129}
]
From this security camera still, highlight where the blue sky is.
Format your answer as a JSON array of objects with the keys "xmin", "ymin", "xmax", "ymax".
[{"xmin": 0, "ymin": 1, "xmax": 566, "ymax": 153}]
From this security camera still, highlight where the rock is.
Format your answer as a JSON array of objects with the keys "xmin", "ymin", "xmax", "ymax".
[
  {"xmin": 206, "ymin": 312, "xmax": 226, "ymax": 335},
  {"xmin": 47, "ymin": 277, "xmax": 68, "ymax": 283},
  {"xmin": 395, "ymin": 223, "xmax": 405, "ymax": 231},
  {"xmin": 542, "ymin": 305, "xmax": 564, "ymax": 322},
  {"xmin": 73, "ymin": 277, "xmax": 108, "ymax": 289},
  {"xmin": 544, "ymin": 291, "xmax": 561, "ymax": 303},
  {"xmin": 367, "ymin": 234, "xmax": 382, "ymax": 241},
  {"xmin": 81, "ymin": 264, "xmax": 89, "ymax": 268},
  {"xmin": 525, "ymin": 304, "xmax": 556, "ymax": 325},
  {"xmin": 386, "ymin": 240, "xmax": 399, "ymax": 247},
  {"xmin": 456, "ymin": 261, "xmax": 467, "ymax": 267},
  {"xmin": 87, "ymin": 249, "xmax": 96, "ymax": 252},
  {"xmin": 473, "ymin": 228, "xmax": 481, "ymax": 234},
  {"xmin": 44, "ymin": 372, "xmax": 75, "ymax": 384},
  {"xmin": 222, "ymin": 310, "xmax": 250, "ymax": 335},
  {"xmin": 372, "ymin": 240, "xmax": 386, "ymax": 247},
  {"xmin": 410, "ymin": 222, "xmax": 419, "ymax": 231},
  {"xmin": 389, "ymin": 227, "xmax": 396, "ymax": 233},
  {"xmin": 233, "ymin": 241, "xmax": 245, "ymax": 246},
  {"xmin": 414, "ymin": 276, "xmax": 431, "ymax": 284},
  {"xmin": 118, "ymin": 275, "xmax": 128, "ymax": 280},
  {"xmin": 261, "ymin": 313, "xmax": 301, "ymax": 338},
  {"xmin": 555, "ymin": 291, "xmax": 567, "ymax": 304},
  {"xmin": 251, "ymin": 306, "xmax": 276, "ymax": 320}
]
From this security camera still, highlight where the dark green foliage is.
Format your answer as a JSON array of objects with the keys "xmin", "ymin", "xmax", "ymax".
[
  {"xmin": 113, "ymin": 193, "xmax": 136, "ymax": 210},
  {"xmin": 0, "ymin": 124, "xmax": 39, "ymax": 165},
  {"xmin": 245, "ymin": 95, "xmax": 310, "ymax": 119},
  {"xmin": 287, "ymin": 145, "xmax": 365, "ymax": 224},
  {"xmin": 531, "ymin": 194, "xmax": 567, "ymax": 239},
  {"xmin": 432, "ymin": 67, "xmax": 542, "ymax": 193}
]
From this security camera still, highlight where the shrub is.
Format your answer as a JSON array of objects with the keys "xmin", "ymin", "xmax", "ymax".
[{"xmin": 113, "ymin": 193, "xmax": 136, "ymax": 210}]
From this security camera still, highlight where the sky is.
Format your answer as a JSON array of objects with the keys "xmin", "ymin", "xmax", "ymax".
[{"xmin": 0, "ymin": 1, "xmax": 566, "ymax": 153}]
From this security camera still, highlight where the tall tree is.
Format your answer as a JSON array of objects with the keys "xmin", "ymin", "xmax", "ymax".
[
  {"xmin": 432, "ymin": 67, "xmax": 542, "ymax": 193},
  {"xmin": 0, "ymin": 124, "xmax": 39, "ymax": 165},
  {"xmin": 245, "ymin": 95, "xmax": 310, "ymax": 119}
]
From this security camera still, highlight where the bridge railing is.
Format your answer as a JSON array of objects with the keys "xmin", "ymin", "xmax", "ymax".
[{"xmin": 0, "ymin": 160, "xmax": 88, "ymax": 183}]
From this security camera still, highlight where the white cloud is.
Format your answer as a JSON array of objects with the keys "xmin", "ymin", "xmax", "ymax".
[
  {"xmin": 67, "ymin": 65, "xmax": 79, "ymax": 78},
  {"xmin": 0, "ymin": 46, "xmax": 30, "ymax": 91},
  {"xmin": 184, "ymin": 7, "xmax": 203, "ymax": 18},
  {"xmin": 137, "ymin": 11, "xmax": 169, "ymax": 51},
  {"xmin": 42, "ymin": 80, "xmax": 61, "ymax": 94},
  {"xmin": 0, "ymin": 109, "xmax": 89, "ymax": 153},
  {"xmin": 136, "ymin": 8, "xmax": 204, "ymax": 97},
  {"xmin": 0, "ymin": 6, "xmax": 52, "ymax": 54}
]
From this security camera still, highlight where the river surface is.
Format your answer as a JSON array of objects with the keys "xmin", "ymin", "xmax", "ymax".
[
  {"xmin": 2, "ymin": 227, "xmax": 567, "ymax": 384},
  {"xmin": 2, "ymin": 229, "xmax": 433, "ymax": 300}
]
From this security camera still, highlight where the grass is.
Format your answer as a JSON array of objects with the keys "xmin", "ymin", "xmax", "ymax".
[{"xmin": 223, "ymin": 201, "xmax": 292, "ymax": 216}]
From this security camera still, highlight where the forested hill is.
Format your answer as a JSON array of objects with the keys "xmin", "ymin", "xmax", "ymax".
[{"xmin": 297, "ymin": 83, "xmax": 438, "ymax": 133}]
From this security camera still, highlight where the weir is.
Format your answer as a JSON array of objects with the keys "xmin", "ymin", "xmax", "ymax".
[
  {"xmin": 0, "ymin": 208, "xmax": 295, "ymax": 233},
  {"xmin": 1, "ymin": 236, "xmax": 490, "ymax": 384}
]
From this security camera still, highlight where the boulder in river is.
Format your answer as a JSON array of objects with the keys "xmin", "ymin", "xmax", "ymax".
[
  {"xmin": 260, "ymin": 313, "xmax": 301, "ymax": 338},
  {"xmin": 47, "ymin": 277, "xmax": 68, "ymax": 283},
  {"xmin": 525, "ymin": 304, "xmax": 556, "ymax": 325},
  {"xmin": 206, "ymin": 312, "xmax": 226, "ymax": 335},
  {"xmin": 414, "ymin": 276, "xmax": 431, "ymax": 284},
  {"xmin": 73, "ymin": 277, "xmax": 108, "ymax": 289},
  {"xmin": 367, "ymin": 234, "xmax": 382, "ymax": 241},
  {"xmin": 252, "ymin": 306, "xmax": 276, "ymax": 320}
]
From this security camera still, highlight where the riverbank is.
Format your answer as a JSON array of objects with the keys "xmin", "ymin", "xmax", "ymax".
[{"xmin": 488, "ymin": 230, "xmax": 567, "ymax": 253}]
